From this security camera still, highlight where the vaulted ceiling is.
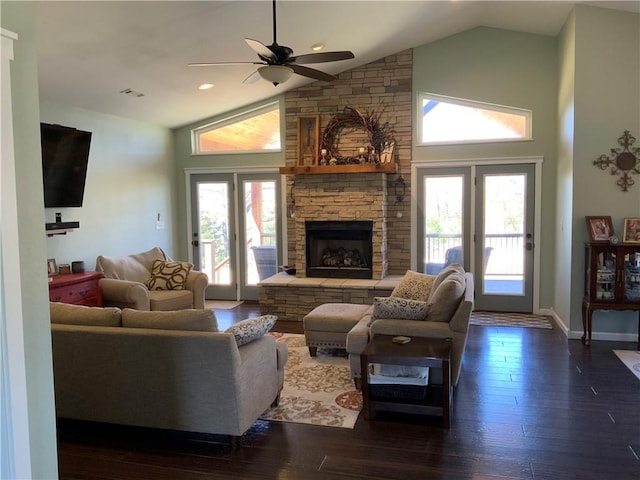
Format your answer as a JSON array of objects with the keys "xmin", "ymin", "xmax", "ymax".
[{"xmin": 33, "ymin": 1, "xmax": 639, "ymax": 129}]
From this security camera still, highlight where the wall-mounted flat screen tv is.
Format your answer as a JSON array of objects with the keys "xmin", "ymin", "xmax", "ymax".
[{"xmin": 40, "ymin": 123, "xmax": 92, "ymax": 208}]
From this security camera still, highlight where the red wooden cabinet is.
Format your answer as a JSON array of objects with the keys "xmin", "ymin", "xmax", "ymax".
[{"xmin": 48, "ymin": 271, "xmax": 104, "ymax": 307}]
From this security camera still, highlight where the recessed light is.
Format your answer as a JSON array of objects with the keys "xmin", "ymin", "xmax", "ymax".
[
  {"xmin": 198, "ymin": 83, "xmax": 214, "ymax": 90},
  {"xmin": 311, "ymin": 43, "xmax": 324, "ymax": 52}
]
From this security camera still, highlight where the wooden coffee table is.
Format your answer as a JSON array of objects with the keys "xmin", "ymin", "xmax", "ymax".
[{"xmin": 360, "ymin": 335, "xmax": 452, "ymax": 427}]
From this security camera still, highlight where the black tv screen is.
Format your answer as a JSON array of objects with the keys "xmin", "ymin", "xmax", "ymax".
[{"xmin": 40, "ymin": 123, "xmax": 92, "ymax": 208}]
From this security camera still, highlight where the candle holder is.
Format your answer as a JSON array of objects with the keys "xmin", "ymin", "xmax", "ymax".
[{"xmin": 320, "ymin": 148, "xmax": 328, "ymax": 166}]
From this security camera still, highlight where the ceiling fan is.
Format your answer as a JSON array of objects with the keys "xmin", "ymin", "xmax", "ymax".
[{"xmin": 189, "ymin": 0, "xmax": 355, "ymax": 86}]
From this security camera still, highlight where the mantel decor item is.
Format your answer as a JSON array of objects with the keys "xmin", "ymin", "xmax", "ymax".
[
  {"xmin": 297, "ymin": 115, "xmax": 320, "ymax": 166},
  {"xmin": 593, "ymin": 130, "xmax": 640, "ymax": 192},
  {"xmin": 321, "ymin": 106, "xmax": 395, "ymax": 165},
  {"xmin": 622, "ymin": 218, "xmax": 640, "ymax": 244},
  {"xmin": 58, "ymin": 263, "xmax": 71, "ymax": 275},
  {"xmin": 585, "ymin": 216, "xmax": 614, "ymax": 242}
]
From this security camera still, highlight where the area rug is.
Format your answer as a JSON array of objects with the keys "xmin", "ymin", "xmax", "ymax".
[
  {"xmin": 260, "ymin": 333, "xmax": 362, "ymax": 429},
  {"xmin": 613, "ymin": 350, "xmax": 640, "ymax": 381},
  {"xmin": 204, "ymin": 300, "xmax": 243, "ymax": 310},
  {"xmin": 470, "ymin": 311, "xmax": 553, "ymax": 329}
]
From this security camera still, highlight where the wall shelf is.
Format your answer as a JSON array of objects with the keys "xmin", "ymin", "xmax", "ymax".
[
  {"xmin": 46, "ymin": 221, "xmax": 79, "ymax": 237},
  {"xmin": 279, "ymin": 163, "xmax": 397, "ymax": 175},
  {"xmin": 46, "ymin": 228, "xmax": 75, "ymax": 237}
]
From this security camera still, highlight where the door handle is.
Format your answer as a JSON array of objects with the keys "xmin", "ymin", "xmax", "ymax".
[
  {"xmin": 525, "ymin": 242, "xmax": 533, "ymax": 251},
  {"xmin": 191, "ymin": 240, "xmax": 199, "ymax": 247}
]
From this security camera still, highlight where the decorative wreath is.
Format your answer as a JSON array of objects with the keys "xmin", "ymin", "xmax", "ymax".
[{"xmin": 321, "ymin": 106, "xmax": 393, "ymax": 163}]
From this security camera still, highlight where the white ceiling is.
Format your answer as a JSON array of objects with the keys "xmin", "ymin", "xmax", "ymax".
[{"xmin": 33, "ymin": 1, "xmax": 639, "ymax": 129}]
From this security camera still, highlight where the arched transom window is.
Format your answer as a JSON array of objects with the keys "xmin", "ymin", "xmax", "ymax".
[
  {"xmin": 192, "ymin": 101, "xmax": 281, "ymax": 154},
  {"xmin": 417, "ymin": 93, "xmax": 532, "ymax": 146}
]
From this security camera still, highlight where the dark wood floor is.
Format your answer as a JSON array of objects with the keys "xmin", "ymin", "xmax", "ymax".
[{"xmin": 57, "ymin": 302, "xmax": 640, "ymax": 479}]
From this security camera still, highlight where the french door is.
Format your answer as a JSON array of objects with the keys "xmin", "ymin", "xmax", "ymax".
[
  {"xmin": 417, "ymin": 163, "xmax": 536, "ymax": 312},
  {"xmin": 189, "ymin": 172, "xmax": 282, "ymax": 301}
]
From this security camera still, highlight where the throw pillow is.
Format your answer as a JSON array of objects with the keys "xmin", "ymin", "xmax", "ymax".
[
  {"xmin": 369, "ymin": 296, "xmax": 430, "ymax": 325},
  {"xmin": 49, "ymin": 302, "xmax": 122, "ymax": 327},
  {"xmin": 121, "ymin": 308, "xmax": 218, "ymax": 332},
  {"xmin": 426, "ymin": 273, "xmax": 466, "ymax": 322},
  {"xmin": 429, "ymin": 263, "xmax": 465, "ymax": 300},
  {"xmin": 146, "ymin": 260, "xmax": 192, "ymax": 291},
  {"xmin": 391, "ymin": 270, "xmax": 436, "ymax": 301},
  {"xmin": 225, "ymin": 315, "xmax": 277, "ymax": 346}
]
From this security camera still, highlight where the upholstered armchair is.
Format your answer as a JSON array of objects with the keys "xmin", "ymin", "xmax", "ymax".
[
  {"xmin": 96, "ymin": 247, "xmax": 208, "ymax": 311},
  {"xmin": 346, "ymin": 267, "xmax": 474, "ymax": 388}
]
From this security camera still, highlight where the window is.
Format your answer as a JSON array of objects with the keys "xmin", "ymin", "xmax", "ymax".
[
  {"xmin": 192, "ymin": 102, "xmax": 281, "ymax": 154},
  {"xmin": 417, "ymin": 93, "xmax": 532, "ymax": 145}
]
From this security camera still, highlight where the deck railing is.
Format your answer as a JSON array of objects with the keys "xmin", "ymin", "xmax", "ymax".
[
  {"xmin": 200, "ymin": 233, "xmax": 277, "ymax": 284},
  {"xmin": 425, "ymin": 233, "xmax": 524, "ymax": 276},
  {"xmin": 200, "ymin": 239, "xmax": 227, "ymax": 284},
  {"xmin": 201, "ymin": 233, "xmax": 524, "ymax": 282}
]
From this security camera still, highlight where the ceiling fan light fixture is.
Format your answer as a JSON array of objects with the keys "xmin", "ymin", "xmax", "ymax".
[
  {"xmin": 311, "ymin": 43, "xmax": 324, "ymax": 51},
  {"xmin": 258, "ymin": 65, "xmax": 294, "ymax": 86}
]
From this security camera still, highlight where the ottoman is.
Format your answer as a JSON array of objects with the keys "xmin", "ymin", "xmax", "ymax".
[{"xmin": 303, "ymin": 303, "xmax": 372, "ymax": 356}]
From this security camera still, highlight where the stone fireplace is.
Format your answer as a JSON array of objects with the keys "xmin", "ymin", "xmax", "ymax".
[
  {"xmin": 259, "ymin": 49, "xmax": 412, "ymax": 321},
  {"xmin": 305, "ymin": 220, "xmax": 373, "ymax": 279},
  {"xmin": 293, "ymin": 172, "xmax": 389, "ymax": 280}
]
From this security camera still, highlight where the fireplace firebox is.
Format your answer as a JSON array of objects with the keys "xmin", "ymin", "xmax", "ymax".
[{"xmin": 305, "ymin": 221, "xmax": 373, "ymax": 279}]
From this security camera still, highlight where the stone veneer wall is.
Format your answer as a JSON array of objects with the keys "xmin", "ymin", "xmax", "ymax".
[
  {"xmin": 294, "ymin": 173, "xmax": 388, "ymax": 279},
  {"xmin": 258, "ymin": 280, "xmax": 399, "ymax": 323},
  {"xmin": 284, "ymin": 50, "xmax": 413, "ymax": 276}
]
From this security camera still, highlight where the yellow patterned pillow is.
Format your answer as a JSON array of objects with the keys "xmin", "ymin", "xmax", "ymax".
[
  {"xmin": 146, "ymin": 260, "xmax": 192, "ymax": 290},
  {"xmin": 391, "ymin": 270, "xmax": 436, "ymax": 301}
]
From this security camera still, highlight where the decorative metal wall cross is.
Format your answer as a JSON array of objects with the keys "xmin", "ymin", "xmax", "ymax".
[{"xmin": 593, "ymin": 130, "xmax": 640, "ymax": 192}]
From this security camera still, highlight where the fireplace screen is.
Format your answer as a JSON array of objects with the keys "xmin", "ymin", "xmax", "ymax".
[{"xmin": 305, "ymin": 220, "xmax": 373, "ymax": 279}]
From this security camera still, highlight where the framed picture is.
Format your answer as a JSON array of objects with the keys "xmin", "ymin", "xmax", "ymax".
[
  {"xmin": 623, "ymin": 218, "xmax": 640, "ymax": 244},
  {"xmin": 297, "ymin": 115, "xmax": 320, "ymax": 166},
  {"xmin": 585, "ymin": 216, "xmax": 614, "ymax": 242},
  {"xmin": 47, "ymin": 258, "xmax": 58, "ymax": 275}
]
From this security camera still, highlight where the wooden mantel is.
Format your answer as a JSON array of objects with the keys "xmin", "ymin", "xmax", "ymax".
[{"xmin": 279, "ymin": 163, "xmax": 397, "ymax": 175}]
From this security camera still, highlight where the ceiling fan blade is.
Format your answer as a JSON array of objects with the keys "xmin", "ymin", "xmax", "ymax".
[
  {"xmin": 290, "ymin": 64, "xmax": 337, "ymax": 82},
  {"xmin": 245, "ymin": 38, "xmax": 277, "ymax": 62},
  {"xmin": 289, "ymin": 51, "xmax": 355, "ymax": 65},
  {"xmin": 188, "ymin": 61, "xmax": 264, "ymax": 67},
  {"xmin": 242, "ymin": 70, "xmax": 262, "ymax": 84}
]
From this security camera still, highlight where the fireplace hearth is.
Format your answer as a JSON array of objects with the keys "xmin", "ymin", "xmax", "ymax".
[{"xmin": 305, "ymin": 221, "xmax": 373, "ymax": 279}]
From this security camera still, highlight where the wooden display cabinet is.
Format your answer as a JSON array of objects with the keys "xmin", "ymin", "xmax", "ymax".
[{"xmin": 582, "ymin": 242, "xmax": 640, "ymax": 345}]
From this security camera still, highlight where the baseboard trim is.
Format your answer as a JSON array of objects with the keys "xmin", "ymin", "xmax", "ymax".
[
  {"xmin": 539, "ymin": 308, "xmax": 568, "ymax": 335},
  {"xmin": 541, "ymin": 307, "xmax": 638, "ymax": 343}
]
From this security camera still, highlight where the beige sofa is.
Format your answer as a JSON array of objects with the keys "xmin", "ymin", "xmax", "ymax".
[
  {"xmin": 96, "ymin": 247, "xmax": 208, "ymax": 311},
  {"xmin": 346, "ymin": 267, "xmax": 474, "ymax": 387},
  {"xmin": 50, "ymin": 302, "xmax": 287, "ymax": 448}
]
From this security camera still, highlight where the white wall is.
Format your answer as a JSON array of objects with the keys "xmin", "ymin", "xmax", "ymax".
[
  {"xmin": 555, "ymin": 11, "xmax": 576, "ymax": 330},
  {"xmin": 41, "ymin": 102, "xmax": 178, "ymax": 265},
  {"xmin": 1, "ymin": 2, "xmax": 58, "ymax": 477},
  {"xmin": 569, "ymin": 6, "xmax": 640, "ymax": 337}
]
